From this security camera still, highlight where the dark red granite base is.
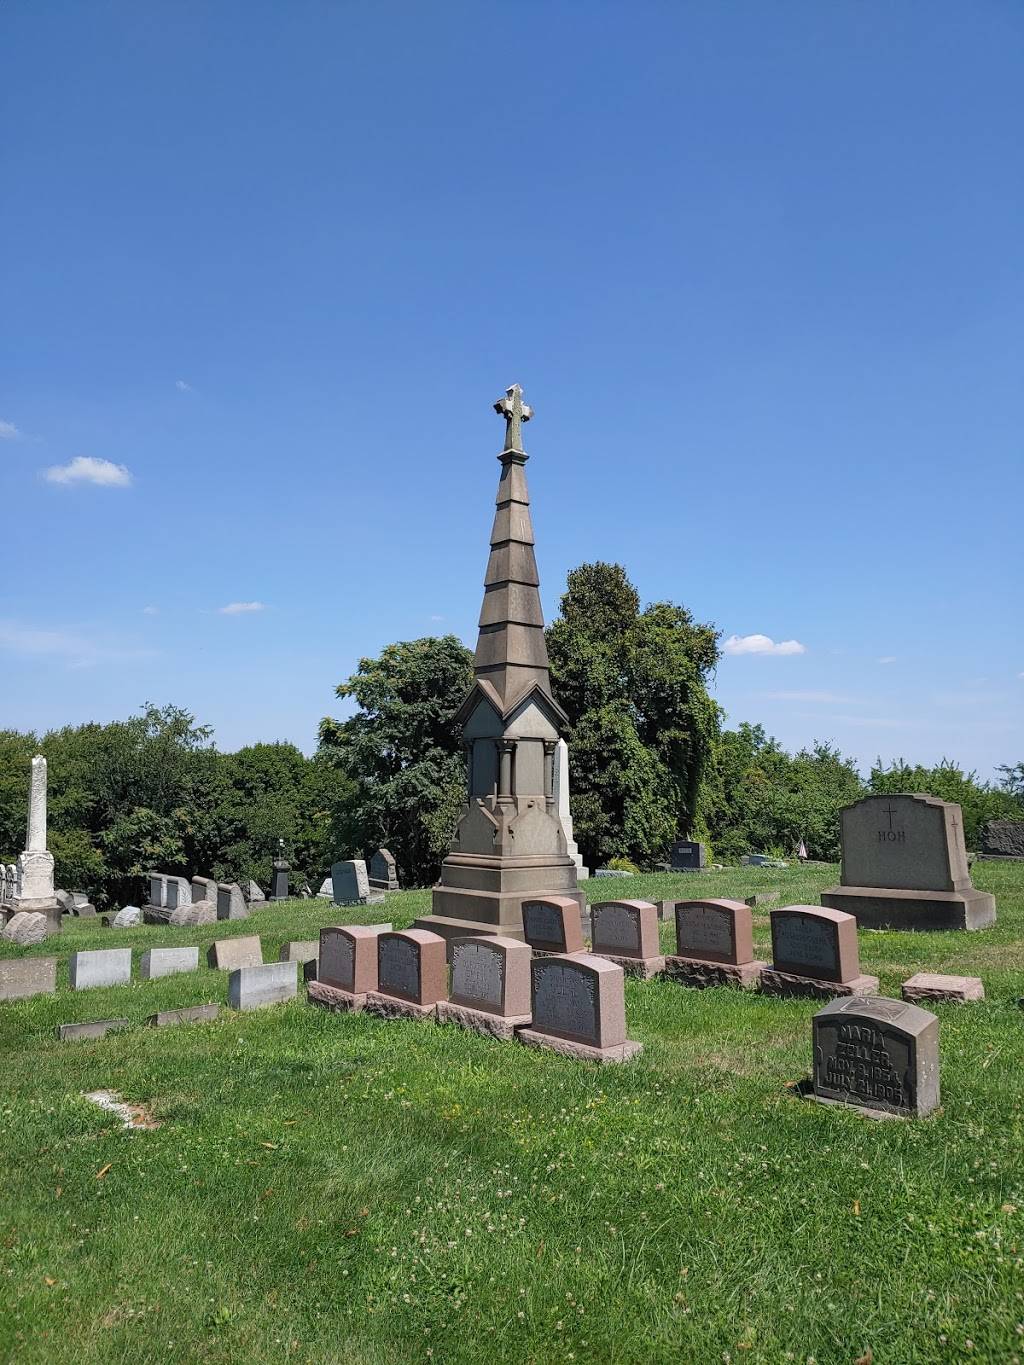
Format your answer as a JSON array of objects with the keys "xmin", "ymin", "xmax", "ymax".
[
  {"xmin": 308, "ymin": 980, "xmax": 366, "ymax": 1013},
  {"xmin": 759, "ymin": 968, "xmax": 879, "ymax": 1000},
  {"xmin": 435, "ymin": 999, "xmax": 531, "ymax": 1040},
  {"xmin": 515, "ymin": 1027, "xmax": 643, "ymax": 1064},
  {"xmin": 663, "ymin": 956, "xmax": 767, "ymax": 990},
  {"xmin": 364, "ymin": 992, "xmax": 439, "ymax": 1020}
]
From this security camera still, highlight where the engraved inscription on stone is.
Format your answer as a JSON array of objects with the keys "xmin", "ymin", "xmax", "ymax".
[
  {"xmin": 775, "ymin": 916, "xmax": 837, "ymax": 972},
  {"xmin": 816, "ymin": 1020, "xmax": 910, "ymax": 1112},
  {"xmin": 523, "ymin": 902, "xmax": 563, "ymax": 947},
  {"xmin": 452, "ymin": 941, "xmax": 504, "ymax": 1010},
  {"xmin": 324, "ymin": 934, "xmax": 355, "ymax": 991},
  {"xmin": 677, "ymin": 906, "xmax": 733, "ymax": 957},
  {"xmin": 379, "ymin": 937, "xmax": 421, "ymax": 999},
  {"xmin": 593, "ymin": 904, "xmax": 640, "ymax": 953},
  {"xmin": 533, "ymin": 961, "xmax": 598, "ymax": 1043}
]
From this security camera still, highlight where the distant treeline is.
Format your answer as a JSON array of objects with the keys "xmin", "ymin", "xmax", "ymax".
[{"xmin": 3, "ymin": 564, "xmax": 1021, "ymax": 905}]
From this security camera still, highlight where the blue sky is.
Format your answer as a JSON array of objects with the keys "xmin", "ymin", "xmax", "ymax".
[{"xmin": 2, "ymin": 2, "xmax": 1022, "ymax": 778}]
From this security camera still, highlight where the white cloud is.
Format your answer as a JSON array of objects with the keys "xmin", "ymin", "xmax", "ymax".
[
  {"xmin": 0, "ymin": 419, "xmax": 21, "ymax": 440},
  {"xmin": 764, "ymin": 690, "xmax": 858, "ymax": 704},
  {"xmin": 218, "ymin": 601, "xmax": 265, "ymax": 615},
  {"xmin": 175, "ymin": 379, "xmax": 192, "ymax": 392},
  {"xmin": 877, "ymin": 656, "xmax": 897, "ymax": 665},
  {"xmin": 723, "ymin": 633, "xmax": 806, "ymax": 657},
  {"xmin": 429, "ymin": 614, "xmax": 445, "ymax": 622},
  {"xmin": 143, "ymin": 605, "xmax": 159, "ymax": 616},
  {"xmin": 43, "ymin": 456, "xmax": 132, "ymax": 487},
  {"xmin": 0, "ymin": 620, "xmax": 156, "ymax": 669}
]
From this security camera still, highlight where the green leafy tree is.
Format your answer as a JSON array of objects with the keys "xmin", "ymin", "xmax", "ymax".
[
  {"xmin": 318, "ymin": 636, "xmax": 474, "ymax": 887},
  {"xmin": 546, "ymin": 562, "xmax": 721, "ymax": 868},
  {"xmin": 706, "ymin": 724, "xmax": 864, "ymax": 861}
]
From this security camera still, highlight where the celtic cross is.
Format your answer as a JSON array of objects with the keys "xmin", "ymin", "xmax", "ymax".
[{"xmin": 494, "ymin": 383, "xmax": 532, "ymax": 453}]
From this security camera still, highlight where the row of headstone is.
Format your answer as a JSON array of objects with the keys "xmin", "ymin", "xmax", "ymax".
[
  {"xmin": 144, "ymin": 873, "xmax": 250, "ymax": 925},
  {"xmin": 309, "ymin": 923, "xmax": 643, "ymax": 1063}
]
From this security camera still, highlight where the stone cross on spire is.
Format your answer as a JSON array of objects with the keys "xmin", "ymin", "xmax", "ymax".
[{"xmin": 494, "ymin": 384, "xmax": 533, "ymax": 455}]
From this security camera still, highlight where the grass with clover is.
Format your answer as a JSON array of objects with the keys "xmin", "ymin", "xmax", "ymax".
[{"xmin": 2, "ymin": 860, "xmax": 1023, "ymax": 1364}]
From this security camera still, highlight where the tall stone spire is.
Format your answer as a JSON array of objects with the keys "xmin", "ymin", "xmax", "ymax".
[
  {"xmin": 414, "ymin": 383, "xmax": 583, "ymax": 950},
  {"xmin": 474, "ymin": 385, "xmax": 553, "ymax": 707}
]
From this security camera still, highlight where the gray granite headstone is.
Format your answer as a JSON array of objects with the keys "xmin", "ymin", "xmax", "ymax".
[
  {"xmin": 670, "ymin": 840, "xmax": 706, "ymax": 871},
  {"xmin": 2, "ymin": 911, "xmax": 50, "ymax": 945},
  {"xmin": 69, "ymin": 948, "xmax": 132, "ymax": 990},
  {"xmin": 139, "ymin": 946, "xmax": 200, "ymax": 980},
  {"xmin": 228, "ymin": 961, "xmax": 297, "ymax": 1011},
  {"xmin": 812, "ymin": 995, "xmax": 940, "ymax": 1117},
  {"xmin": 332, "ymin": 859, "xmax": 382, "ymax": 905},
  {"xmin": 216, "ymin": 883, "xmax": 248, "ymax": 920},
  {"xmin": 0, "ymin": 957, "xmax": 57, "ymax": 1001},
  {"xmin": 981, "ymin": 820, "xmax": 1024, "ymax": 858},
  {"xmin": 165, "ymin": 876, "xmax": 191, "ymax": 910}
]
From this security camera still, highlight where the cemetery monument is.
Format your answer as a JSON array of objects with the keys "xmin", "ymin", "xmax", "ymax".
[
  {"xmin": 13, "ymin": 755, "xmax": 61, "ymax": 934},
  {"xmin": 415, "ymin": 384, "xmax": 583, "ymax": 946},
  {"xmin": 821, "ymin": 794, "xmax": 997, "ymax": 930}
]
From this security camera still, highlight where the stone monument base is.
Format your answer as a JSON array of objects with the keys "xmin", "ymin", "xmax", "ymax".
[
  {"xmin": 11, "ymin": 898, "xmax": 62, "ymax": 934},
  {"xmin": 435, "ymin": 999, "xmax": 531, "ymax": 1041},
  {"xmin": 820, "ymin": 884, "xmax": 996, "ymax": 931},
  {"xmin": 308, "ymin": 980, "xmax": 366, "ymax": 1013},
  {"xmin": 592, "ymin": 952, "xmax": 666, "ymax": 980},
  {"xmin": 364, "ymin": 992, "xmax": 438, "ymax": 1021},
  {"xmin": 804, "ymin": 1092, "xmax": 906, "ymax": 1121},
  {"xmin": 760, "ymin": 968, "xmax": 879, "ymax": 1001},
  {"xmin": 418, "ymin": 853, "xmax": 585, "ymax": 954},
  {"xmin": 515, "ymin": 1028, "xmax": 643, "ymax": 1065},
  {"xmin": 663, "ymin": 956, "xmax": 767, "ymax": 990}
]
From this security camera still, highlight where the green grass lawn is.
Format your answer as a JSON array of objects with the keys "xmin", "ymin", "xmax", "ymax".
[{"xmin": 2, "ymin": 864, "xmax": 1023, "ymax": 1364}]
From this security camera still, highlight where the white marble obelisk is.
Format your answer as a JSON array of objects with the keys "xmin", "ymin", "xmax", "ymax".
[
  {"xmin": 14, "ymin": 755, "xmax": 61, "ymax": 931},
  {"xmin": 554, "ymin": 739, "xmax": 588, "ymax": 878}
]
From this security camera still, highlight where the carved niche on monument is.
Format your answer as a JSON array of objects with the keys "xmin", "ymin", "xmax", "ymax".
[
  {"xmin": 414, "ymin": 385, "xmax": 583, "ymax": 950},
  {"xmin": 821, "ymin": 794, "xmax": 996, "ymax": 930}
]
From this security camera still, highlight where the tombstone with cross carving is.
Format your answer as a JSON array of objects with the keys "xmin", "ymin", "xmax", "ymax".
[{"xmin": 821, "ymin": 794, "xmax": 996, "ymax": 930}]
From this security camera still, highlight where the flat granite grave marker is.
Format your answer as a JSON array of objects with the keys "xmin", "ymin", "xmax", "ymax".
[
  {"xmin": 139, "ymin": 946, "xmax": 200, "ymax": 980},
  {"xmin": 366, "ymin": 929, "xmax": 448, "ymax": 1020},
  {"xmin": 664, "ymin": 899, "xmax": 767, "ymax": 990},
  {"xmin": 216, "ymin": 883, "xmax": 248, "ymax": 920},
  {"xmin": 308, "ymin": 923, "xmax": 392, "ymax": 1013},
  {"xmin": 57, "ymin": 1018, "xmax": 130, "ymax": 1041},
  {"xmin": 228, "ymin": 961, "xmax": 298, "ymax": 1011},
  {"xmin": 760, "ymin": 906, "xmax": 878, "ymax": 999},
  {"xmin": 521, "ymin": 897, "xmax": 585, "ymax": 955},
  {"xmin": 812, "ymin": 995, "xmax": 940, "ymax": 1117},
  {"xmin": 821, "ymin": 794, "xmax": 996, "ymax": 930},
  {"xmin": 148, "ymin": 1003, "xmax": 220, "ymax": 1028},
  {"xmin": 517, "ymin": 953, "xmax": 642, "ymax": 1064},
  {"xmin": 69, "ymin": 948, "xmax": 132, "ymax": 991},
  {"xmin": 436, "ymin": 935, "xmax": 533, "ymax": 1039},
  {"xmin": 590, "ymin": 900, "xmax": 665, "ymax": 978},
  {"xmin": 901, "ymin": 972, "xmax": 984, "ymax": 1004},
  {"xmin": 207, "ymin": 936, "xmax": 263, "ymax": 971},
  {"xmin": 0, "ymin": 957, "xmax": 57, "ymax": 1001}
]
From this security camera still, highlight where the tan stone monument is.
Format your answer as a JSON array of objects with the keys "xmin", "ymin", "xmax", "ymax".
[
  {"xmin": 414, "ymin": 384, "xmax": 583, "ymax": 948},
  {"xmin": 14, "ymin": 755, "xmax": 61, "ymax": 934},
  {"xmin": 821, "ymin": 793, "xmax": 996, "ymax": 930}
]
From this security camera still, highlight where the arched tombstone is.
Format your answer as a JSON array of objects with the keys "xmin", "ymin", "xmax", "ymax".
[
  {"xmin": 366, "ymin": 929, "xmax": 448, "ymax": 1020},
  {"xmin": 664, "ymin": 898, "xmax": 767, "ymax": 990},
  {"xmin": 811, "ymin": 995, "xmax": 940, "ymax": 1118},
  {"xmin": 517, "ymin": 953, "xmax": 642, "ymax": 1064},
  {"xmin": 590, "ymin": 900, "xmax": 665, "ymax": 978},
  {"xmin": 436, "ymin": 935, "xmax": 533, "ymax": 1039},
  {"xmin": 521, "ymin": 896, "xmax": 584, "ymax": 956},
  {"xmin": 308, "ymin": 923, "xmax": 392, "ymax": 1013},
  {"xmin": 760, "ymin": 905, "xmax": 878, "ymax": 1000}
]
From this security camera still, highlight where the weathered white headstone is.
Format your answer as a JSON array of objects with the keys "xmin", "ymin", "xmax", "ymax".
[
  {"xmin": 228, "ymin": 961, "xmax": 297, "ymax": 1011},
  {"xmin": 2, "ymin": 911, "xmax": 50, "ymax": 946},
  {"xmin": 112, "ymin": 906, "xmax": 143, "ymax": 929}
]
